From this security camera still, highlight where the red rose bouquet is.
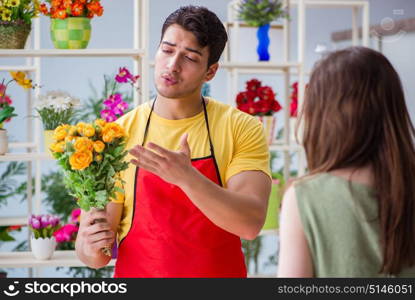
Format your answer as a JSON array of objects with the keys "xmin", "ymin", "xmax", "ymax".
[{"xmin": 236, "ymin": 79, "xmax": 282, "ymax": 116}]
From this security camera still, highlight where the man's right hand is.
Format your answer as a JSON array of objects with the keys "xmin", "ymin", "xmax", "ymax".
[
  {"xmin": 75, "ymin": 202, "xmax": 123, "ymax": 269},
  {"xmin": 78, "ymin": 208, "xmax": 115, "ymax": 257}
]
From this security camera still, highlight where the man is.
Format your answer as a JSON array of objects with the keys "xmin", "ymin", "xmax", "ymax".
[{"xmin": 75, "ymin": 5, "xmax": 271, "ymax": 278}]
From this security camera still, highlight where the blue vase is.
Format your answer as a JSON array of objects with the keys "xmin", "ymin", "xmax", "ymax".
[{"xmin": 256, "ymin": 23, "xmax": 270, "ymax": 61}]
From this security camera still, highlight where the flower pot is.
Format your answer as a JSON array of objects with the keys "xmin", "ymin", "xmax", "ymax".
[
  {"xmin": 0, "ymin": 22, "xmax": 31, "ymax": 49},
  {"xmin": 256, "ymin": 115, "xmax": 276, "ymax": 145},
  {"xmin": 50, "ymin": 17, "xmax": 91, "ymax": 49},
  {"xmin": 0, "ymin": 129, "xmax": 8, "ymax": 155},
  {"xmin": 30, "ymin": 236, "xmax": 57, "ymax": 260},
  {"xmin": 256, "ymin": 23, "xmax": 270, "ymax": 61},
  {"xmin": 44, "ymin": 130, "xmax": 55, "ymax": 157}
]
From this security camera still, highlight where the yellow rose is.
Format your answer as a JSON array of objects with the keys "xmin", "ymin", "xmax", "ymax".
[
  {"xmin": 101, "ymin": 123, "xmax": 126, "ymax": 143},
  {"xmin": 68, "ymin": 126, "xmax": 77, "ymax": 137},
  {"xmin": 50, "ymin": 141, "xmax": 65, "ymax": 153},
  {"xmin": 69, "ymin": 151, "xmax": 93, "ymax": 170},
  {"xmin": 65, "ymin": 135, "xmax": 76, "ymax": 143},
  {"xmin": 76, "ymin": 122, "xmax": 86, "ymax": 135},
  {"xmin": 95, "ymin": 154, "xmax": 103, "ymax": 162},
  {"xmin": 82, "ymin": 124, "xmax": 95, "ymax": 137},
  {"xmin": 94, "ymin": 119, "xmax": 107, "ymax": 128},
  {"xmin": 74, "ymin": 137, "xmax": 93, "ymax": 152},
  {"xmin": 93, "ymin": 140, "xmax": 105, "ymax": 153},
  {"xmin": 53, "ymin": 124, "xmax": 70, "ymax": 141}
]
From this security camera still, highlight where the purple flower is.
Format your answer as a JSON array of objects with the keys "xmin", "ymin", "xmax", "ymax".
[
  {"xmin": 101, "ymin": 109, "xmax": 118, "ymax": 122},
  {"xmin": 115, "ymin": 67, "xmax": 133, "ymax": 83},
  {"xmin": 31, "ymin": 218, "xmax": 40, "ymax": 229},
  {"xmin": 50, "ymin": 216, "xmax": 60, "ymax": 227},
  {"xmin": 40, "ymin": 215, "xmax": 50, "ymax": 228}
]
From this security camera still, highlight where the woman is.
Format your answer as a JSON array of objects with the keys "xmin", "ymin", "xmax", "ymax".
[{"xmin": 278, "ymin": 46, "xmax": 415, "ymax": 277}]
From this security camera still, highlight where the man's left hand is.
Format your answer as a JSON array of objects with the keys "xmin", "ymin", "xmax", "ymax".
[{"xmin": 129, "ymin": 133, "xmax": 195, "ymax": 186}]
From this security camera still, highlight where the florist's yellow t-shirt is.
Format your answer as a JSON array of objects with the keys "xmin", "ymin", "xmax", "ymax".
[{"xmin": 113, "ymin": 97, "xmax": 271, "ymax": 242}]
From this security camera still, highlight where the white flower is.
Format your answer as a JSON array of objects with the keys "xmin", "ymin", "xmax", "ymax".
[{"xmin": 35, "ymin": 90, "xmax": 81, "ymax": 112}]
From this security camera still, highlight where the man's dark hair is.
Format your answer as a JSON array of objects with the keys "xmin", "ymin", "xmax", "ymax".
[{"xmin": 161, "ymin": 6, "xmax": 228, "ymax": 67}]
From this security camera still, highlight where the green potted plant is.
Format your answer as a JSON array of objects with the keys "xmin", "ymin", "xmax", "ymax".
[
  {"xmin": 0, "ymin": 0, "xmax": 40, "ymax": 49},
  {"xmin": 34, "ymin": 90, "xmax": 80, "ymax": 156},
  {"xmin": 39, "ymin": 0, "xmax": 104, "ymax": 49},
  {"xmin": 0, "ymin": 71, "xmax": 36, "ymax": 154},
  {"xmin": 236, "ymin": 0, "xmax": 288, "ymax": 61}
]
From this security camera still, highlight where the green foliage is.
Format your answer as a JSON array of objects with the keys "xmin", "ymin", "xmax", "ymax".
[
  {"xmin": 0, "ymin": 0, "xmax": 40, "ymax": 25},
  {"xmin": 57, "ymin": 266, "xmax": 115, "ymax": 278},
  {"xmin": 54, "ymin": 136, "xmax": 129, "ymax": 211},
  {"xmin": 242, "ymin": 236, "xmax": 263, "ymax": 274},
  {"xmin": 0, "ymin": 161, "xmax": 26, "ymax": 207},
  {"xmin": 237, "ymin": 0, "xmax": 288, "ymax": 27},
  {"xmin": 0, "ymin": 106, "xmax": 17, "ymax": 124},
  {"xmin": 36, "ymin": 107, "xmax": 76, "ymax": 130}
]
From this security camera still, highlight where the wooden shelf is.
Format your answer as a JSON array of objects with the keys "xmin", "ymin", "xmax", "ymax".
[
  {"xmin": 0, "ymin": 251, "xmax": 116, "ymax": 268},
  {"xmin": 0, "ymin": 216, "xmax": 27, "ymax": 227},
  {"xmin": 224, "ymin": 21, "xmax": 284, "ymax": 30},
  {"xmin": 269, "ymin": 144, "xmax": 302, "ymax": 152},
  {"xmin": 221, "ymin": 61, "xmax": 300, "ymax": 70},
  {"xmin": 0, "ymin": 152, "xmax": 53, "ymax": 162},
  {"xmin": 0, "ymin": 49, "xmax": 145, "ymax": 58},
  {"xmin": 291, "ymin": 0, "xmax": 368, "ymax": 7},
  {"xmin": 0, "ymin": 66, "xmax": 37, "ymax": 72}
]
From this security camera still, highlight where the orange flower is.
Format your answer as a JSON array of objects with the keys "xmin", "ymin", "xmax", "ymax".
[
  {"xmin": 63, "ymin": 0, "xmax": 72, "ymax": 9},
  {"xmin": 82, "ymin": 124, "xmax": 95, "ymax": 137},
  {"xmin": 51, "ymin": 0, "xmax": 63, "ymax": 8},
  {"xmin": 93, "ymin": 140, "xmax": 105, "ymax": 153},
  {"xmin": 74, "ymin": 137, "xmax": 94, "ymax": 152},
  {"xmin": 94, "ymin": 154, "xmax": 103, "ymax": 162},
  {"xmin": 69, "ymin": 151, "xmax": 93, "ymax": 170},
  {"xmin": 87, "ymin": 1, "xmax": 103, "ymax": 17},
  {"xmin": 101, "ymin": 123, "xmax": 125, "ymax": 143},
  {"xmin": 52, "ymin": 8, "xmax": 67, "ymax": 19},
  {"xmin": 50, "ymin": 141, "xmax": 65, "ymax": 153},
  {"xmin": 65, "ymin": 135, "xmax": 76, "ymax": 143},
  {"xmin": 94, "ymin": 119, "xmax": 106, "ymax": 129},
  {"xmin": 54, "ymin": 124, "xmax": 70, "ymax": 141},
  {"xmin": 39, "ymin": 3, "xmax": 49, "ymax": 14},
  {"xmin": 71, "ymin": 2, "xmax": 84, "ymax": 16}
]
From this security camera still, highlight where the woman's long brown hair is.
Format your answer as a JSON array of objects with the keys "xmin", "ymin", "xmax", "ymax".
[{"xmin": 299, "ymin": 46, "xmax": 415, "ymax": 275}]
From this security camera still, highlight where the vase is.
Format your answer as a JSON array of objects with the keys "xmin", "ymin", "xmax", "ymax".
[
  {"xmin": 0, "ymin": 22, "xmax": 31, "ymax": 49},
  {"xmin": 256, "ymin": 23, "xmax": 270, "ymax": 61},
  {"xmin": 50, "ymin": 17, "xmax": 91, "ymax": 49},
  {"xmin": 30, "ymin": 236, "xmax": 57, "ymax": 260},
  {"xmin": 0, "ymin": 129, "xmax": 8, "ymax": 155},
  {"xmin": 44, "ymin": 130, "xmax": 55, "ymax": 157},
  {"xmin": 256, "ymin": 115, "xmax": 276, "ymax": 145}
]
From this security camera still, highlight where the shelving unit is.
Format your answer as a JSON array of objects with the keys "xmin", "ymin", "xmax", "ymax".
[
  {"xmin": 0, "ymin": 0, "xmax": 149, "ymax": 275},
  {"xmin": 225, "ymin": 0, "xmax": 370, "ymax": 276},
  {"xmin": 0, "ymin": 0, "xmax": 371, "ymax": 277}
]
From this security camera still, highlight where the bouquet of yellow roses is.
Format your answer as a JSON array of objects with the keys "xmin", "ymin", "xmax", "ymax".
[{"xmin": 50, "ymin": 119, "xmax": 129, "ymax": 212}]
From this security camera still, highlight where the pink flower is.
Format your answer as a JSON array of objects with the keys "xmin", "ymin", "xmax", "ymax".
[
  {"xmin": 115, "ymin": 67, "xmax": 134, "ymax": 83},
  {"xmin": 53, "ymin": 224, "xmax": 78, "ymax": 243},
  {"xmin": 70, "ymin": 208, "xmax": 81, "ymax": 224},
  {"xmin": 101, "ymin": 109, "xmax": 118, "ymax": 122}
]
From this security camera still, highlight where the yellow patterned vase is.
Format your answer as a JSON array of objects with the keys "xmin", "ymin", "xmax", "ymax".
[{"xmin": 50, "ymin": 17, "xmax": 91, "ymax": 49}]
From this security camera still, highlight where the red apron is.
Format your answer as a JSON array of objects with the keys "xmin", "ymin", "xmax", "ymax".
[{"xmin": 114, "ymin": 98, "xmax": 247, "ymax": 278}]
